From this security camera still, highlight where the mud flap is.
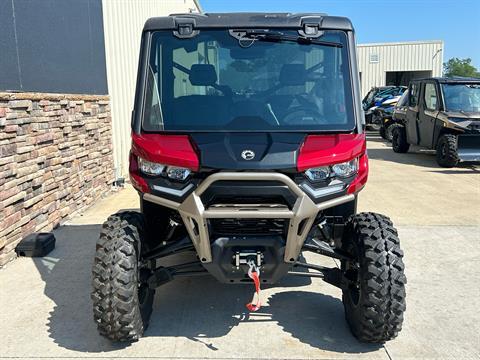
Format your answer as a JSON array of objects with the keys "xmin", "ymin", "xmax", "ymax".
[{"xmin": 457, "ymin": 134, "xmax": 480, "ymax": 162}]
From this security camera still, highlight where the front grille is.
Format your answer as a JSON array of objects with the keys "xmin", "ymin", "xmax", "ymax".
[
  {"xmin": 210, "ymin": 218, "xmax": 288, "ymax": 236},
  {"xmin": 200, "ymin": 180, "xmax": 297, "ymax": 208},
  {"xmin": 467, "ymin": 123, "xmax": 480, "ymax": 132},
  {"xmin": 206, "ymin": 195, "xmax": 291, "ymax": 207}
]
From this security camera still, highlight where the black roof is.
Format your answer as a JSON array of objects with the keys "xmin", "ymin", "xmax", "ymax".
[
  {"xmin": 143, "ymin": 12, "xmax": 354, "ymax": 32},
  {"xmin": 412, "ymin": 77, "xmax": 480, "ymax": 84}
]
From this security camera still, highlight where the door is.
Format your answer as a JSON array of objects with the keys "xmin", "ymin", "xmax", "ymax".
[
  {"xmin": 405, "ymin": 82, "xmax": 420, "ymax": 144},
  {"xmin": 417, "ymin": 82, "xmax": 439, "ymax": 148}
]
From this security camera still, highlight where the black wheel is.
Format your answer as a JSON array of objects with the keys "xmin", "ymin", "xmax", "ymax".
[
  {"xmin": 341, "ymin": 212, "xmax": 406, "ymax": 343},
  {"xmin": 436, "ymin": 134, "xmax": 459, "ymax": 168},
  {"xmin": 391, "ymin": 125, "xmax": 410, "ymax": 153},
  {"xmin": 380, "ymin": 122, "xmax": 394, "ymax": 142},
  {"xmin": 92, "ymin": 211, "xmax": 155, "ymax": 342}
]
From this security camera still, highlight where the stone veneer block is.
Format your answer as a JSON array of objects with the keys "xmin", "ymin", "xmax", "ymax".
[{"xmin": 0, "ymin": 92, "xmax": 114, "ymax": 266}]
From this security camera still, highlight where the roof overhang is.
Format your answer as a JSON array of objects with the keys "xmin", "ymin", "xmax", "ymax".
[{"xmin": 143, "ymin": 12, "xmax": 354, "ymax": 32}]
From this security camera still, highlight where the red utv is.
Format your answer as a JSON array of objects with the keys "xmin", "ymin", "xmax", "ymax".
[{"xmin": 92, "ymin": 13, "xmax": 406, "ymax": 344}]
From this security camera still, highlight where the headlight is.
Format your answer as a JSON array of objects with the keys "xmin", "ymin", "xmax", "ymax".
[
  {"xmin": 138, "ymin": 157, "xmax": 165, "ymax": 176},
  {"xmin": 305, "ymin": 159, "xmax": 358, "ymax": 181},
  {"xmin": 166, "ymin": 166, "xmax": 191, "ymax": 181},
  {"xmin": 138, "ymin": 157, "xmax": 192, "ymax": 180},
  {"xmin": 332, "ymin": 159, "xmax": 358, "ymax": 178},
  {"xmin": 305, "ymin": 167, "xmax": 330, "ymax": 181}
]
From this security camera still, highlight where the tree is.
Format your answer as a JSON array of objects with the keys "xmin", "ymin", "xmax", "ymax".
[{"xmin": 443, "ymin": 58, "xmax": 480, "ymax": 78}]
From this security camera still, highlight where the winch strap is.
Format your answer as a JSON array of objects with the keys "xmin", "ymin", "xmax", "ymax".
[{"xmin": 246, "ymin": 270, "xmax": 261, "ymax": 312}]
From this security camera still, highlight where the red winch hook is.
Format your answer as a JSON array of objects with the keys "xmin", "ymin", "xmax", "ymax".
[{"xmin": 246, "ymin": 260, "xmax": 262, "ymax": 312}]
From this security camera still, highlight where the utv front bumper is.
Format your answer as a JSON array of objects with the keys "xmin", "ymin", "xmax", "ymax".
[
  {"xmin": 143, "ymin": 172, "xmax": 354, "ymax": 264},
  {"xmin": 457, "ymin": 134, "xmax": 480, "ymax": 162}
]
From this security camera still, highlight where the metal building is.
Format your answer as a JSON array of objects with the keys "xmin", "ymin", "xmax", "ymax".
[
  {"xmin": 102, "ymin": 0, "xmax": 202, "ymax": 178},
  {"xmin": 357, "ymin": 40, "xmax": 444, "ymax": 97}
]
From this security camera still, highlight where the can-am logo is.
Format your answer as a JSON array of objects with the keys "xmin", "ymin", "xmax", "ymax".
[{"xmin": 241, "ymin": 150, "xmax": 255, "ymax": 160}]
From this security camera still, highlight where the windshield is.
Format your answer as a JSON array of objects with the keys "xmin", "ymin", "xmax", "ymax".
[
  {"xmin": 142, "ymin": 29, "xmax": 354, "ymax": 132},
  {"xmin": 396, "ymin": 89, "xmax": 409, "ymax": 107},
  {"xmin": 442, "ymin": 83, "xmax": 480, "ymax": 112},
  {"xmin": 375, "ymin": 87, "xmax": 405, "ymax": 99},
  {"xmin": 364, "ymin": 89, "xmax": 377, "ymax": 105}
]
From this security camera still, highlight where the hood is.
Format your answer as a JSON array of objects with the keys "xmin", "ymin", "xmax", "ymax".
[
  {"xmin": 190, "ymin": 133, "xmax": 306, "ymax": 170},
  {"xmin": 444, "ymin": 111, "xmax": 480, "ymax": 120}
]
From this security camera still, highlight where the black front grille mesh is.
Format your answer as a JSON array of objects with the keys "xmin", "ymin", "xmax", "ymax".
[
  {"xmin": 210, "ymin": 218, "xmax": 287, "ymax": 236},
  {"xmin": 468, "ymin": 123, "xmax": 480, "ymax": 131}
]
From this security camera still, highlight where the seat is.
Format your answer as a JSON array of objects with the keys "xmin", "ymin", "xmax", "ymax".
[{"xmin": 168, "ymin": 95, "xmax": 231, "ymax": 129}]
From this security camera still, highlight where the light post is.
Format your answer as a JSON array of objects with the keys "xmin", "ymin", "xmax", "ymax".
[{"xmin": 432, "ymin": 48, "xmax": 443, "ymax": 77}]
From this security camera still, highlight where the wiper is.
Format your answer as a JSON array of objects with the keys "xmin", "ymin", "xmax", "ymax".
[
  {"xmin": 231, "ymin": 29, "xmax": 343, "ymax": 48},
  {"xmin": 459, "ymin": 110, "xmax": 476, "ymax": 118}
]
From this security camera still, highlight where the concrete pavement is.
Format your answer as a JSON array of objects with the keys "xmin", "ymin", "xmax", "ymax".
[{"xmin": 1, "ymin": 135, "xmax": 479, "ymax": 359}]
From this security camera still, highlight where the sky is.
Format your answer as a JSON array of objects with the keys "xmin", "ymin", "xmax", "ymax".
[{"xmin": 200, "ymin": 0, "xmax": 480, "ymax": 68}]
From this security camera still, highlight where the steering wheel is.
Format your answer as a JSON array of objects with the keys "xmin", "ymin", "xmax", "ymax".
[
  {"xmin": 281, "ymin": 94, "xmax": 326, "ymax": 125},
  {"xmin": 282, "ymin": 107, "xmax": 326, "ymax": 125}
]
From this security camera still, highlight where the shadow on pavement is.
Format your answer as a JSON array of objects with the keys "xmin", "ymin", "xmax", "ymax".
[
  {"xmin": 267, "ymin": 291, "xmax": 381, "ymax": 353},
  {"xmin": 33, "ymin": 223, "xmax": 380, "ymax": 355},
  {"xmin": 32, "ymin": 224, "xmax": 127, "ymax": 353},
  {"xmin": 367, "ymin": 147, "xmax": 438, "ymax": 167},
  {"xmin": 428, "ymin": 167, "xmax": 479, "ymax": 174}
]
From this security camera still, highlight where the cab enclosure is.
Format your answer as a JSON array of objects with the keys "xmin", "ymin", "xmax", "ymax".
[{"xmin": 392, "ymin": 77, "xmax": 480, "ymax": 166}]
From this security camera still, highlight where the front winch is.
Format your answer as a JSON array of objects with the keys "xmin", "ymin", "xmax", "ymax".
[
  {"xmin": 235, "ymin": 250, "xmax": 263, "ymax": 269},
  {"xmin": 201, "ymin": 236, "xmax": 291, "ymax": 284}
]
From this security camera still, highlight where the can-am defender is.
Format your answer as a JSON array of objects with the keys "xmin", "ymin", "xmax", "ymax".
[
  {"xmin": 392, "ymin": 77, "xmax": 480, "ymax": 167},
  {"xmin": 92, "ymin": 13, "xmax": 406, "ymax": 344}
]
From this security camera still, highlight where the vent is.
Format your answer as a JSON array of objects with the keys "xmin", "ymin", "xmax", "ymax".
[
  {"xmin": 468, "ymin": 123, "xmax": 480, "ymax": 131},
  {"xmin": 369, "ymin": 54, "xmax": 379, "ymax": 63},
  {"xmin": 210, "ymin": 218, "xmax": 287, "ymax": 237}
]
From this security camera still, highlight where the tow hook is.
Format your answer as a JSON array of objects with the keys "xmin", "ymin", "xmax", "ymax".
[{"xmin": 234, "ymin": 251, "xmax": 264, "ymax": 312}]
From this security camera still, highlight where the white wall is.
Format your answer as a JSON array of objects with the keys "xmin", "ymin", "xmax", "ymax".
[
  {"xmin": 102, "ymin": 0, "xmax": 201, "ymax": 178},
  {"xmin": 357, "ymin": 40, "xmax": 444, "ymax": 97}
]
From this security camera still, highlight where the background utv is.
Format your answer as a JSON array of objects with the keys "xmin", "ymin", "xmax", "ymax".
[
  {"xmin": 391, "ymin": 77, "xmax": 480, "ymax": 167},
  {"xmin": 92, "ymin": 13, "xmax": 407, "ymax": 344}
]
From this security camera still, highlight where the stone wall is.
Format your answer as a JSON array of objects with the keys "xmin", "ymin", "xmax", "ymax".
[{"xmin": 0, "ymin": 92, "xmax": 114, "ymax": 266}]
